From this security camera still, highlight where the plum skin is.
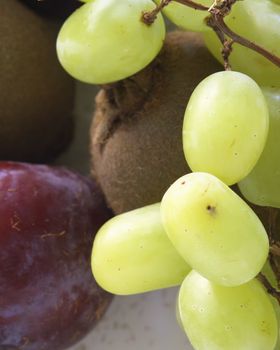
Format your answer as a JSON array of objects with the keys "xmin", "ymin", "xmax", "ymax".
[{"xmin": 0, "ymin": 162, "xmax": 113, "ymax": 350}]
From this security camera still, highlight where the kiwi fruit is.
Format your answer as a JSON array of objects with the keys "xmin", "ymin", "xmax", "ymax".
[
  {"xmin": 0, "ymin": 0, "xmax": 75, "ymax": 162},
  {"xmin": 90, "ymin": 31, "xmax": 222, "ymax": 214},
  {"xmin": 19, "ymin": 0, "xmax": 81, "ymax": 19}
]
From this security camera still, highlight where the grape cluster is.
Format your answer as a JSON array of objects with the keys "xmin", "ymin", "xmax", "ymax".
[
  {"xmin": 56, "ymin": 0, "xmax": 280, "ymax": 349},
  {"xmin": 92, "ymin": 71, "xmax": 278, "ymax": 350}
]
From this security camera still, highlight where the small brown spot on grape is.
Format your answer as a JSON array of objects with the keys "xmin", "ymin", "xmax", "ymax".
[
  {"xmin": 206, "ymin": 205, "xmax": 216, "ymax": 215},
  {"xmin": 181, "ymin": 181, "xmax": 186, "ymax": 185}
]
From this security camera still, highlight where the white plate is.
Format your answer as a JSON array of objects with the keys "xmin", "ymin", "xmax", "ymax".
[{"xmin": 70, "ymin": 288, "xmax": 192, "ymax": 350}]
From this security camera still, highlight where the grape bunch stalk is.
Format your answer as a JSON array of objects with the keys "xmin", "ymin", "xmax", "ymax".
[{"xmin": 57, "ymin": 0, "xmax": 280, "ymax": 349}]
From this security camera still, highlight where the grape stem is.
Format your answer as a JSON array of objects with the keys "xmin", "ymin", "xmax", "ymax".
[
  {"xmin": 206, "ymin": 16, "xmax": 233, "ymax": 70},
  {"xmin": 207, "ymin": 9, "xmax": 280, "ymax": 70},
  {"xmin": 260, "ymin": 207, "xmax": 280, "ymax": 293},
  {"xmin": 258, "ymin": 273, "xmax": 280, "ymax": 303},
  {"xmin": 270, "ymin": 244, "xmax": 280, "ymax": 257},
  {"xmin": 142, "ymin": 0, "xmax": 171, "ymax": 25},
  {"xmin": 142, "ymin": 0, "xmax": 280, "ymax": 71}
]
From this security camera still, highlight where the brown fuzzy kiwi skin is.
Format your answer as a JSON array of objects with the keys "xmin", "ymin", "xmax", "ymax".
[
  {"xmin": 18, "ymin": 0, "xmax": 81, "ymax": 20},
  {"xmin": 0, "ymin": 0, "xmax": 75, "ymax": 162},
  {"xmin": 90, "ymin": 31, "xmax": 222, "ymax": 214}
]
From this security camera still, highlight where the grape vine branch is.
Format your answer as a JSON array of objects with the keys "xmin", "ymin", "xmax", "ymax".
[
  {"xmin": 142, "ymin": 0, "xmax": 280, "ymax": 71},
  {"xmin": 258, "ymin": 273, "xmax": 280, "ymax": 303}
]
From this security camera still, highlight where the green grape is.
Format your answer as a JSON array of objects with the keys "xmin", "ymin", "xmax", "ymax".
[
  {"xmin": 261, "ymin": 261, "xmax": 280, "ymax": 349},
  {"xmin": 161, "ymin": 172, "xmax": 269, "ymax": 286},
  {"xmin": 238, "ymin": 88, "xmax": 280, "ymax": 207},
  {"xmin": 203, "ymin": 0, "xmax": 280, "ymax": 87},
  {"xmin": 178, "ymin": 270, "xmax": 278, "ymax": 350},
  {"xmin": 175, "ymin": 293, "xmax": 185, "ymax": 332},
  {"xmin": 259, "ymin": 261, "xmax": 280, "ymax": 349},
  {"xmin": 262, "ymin": 260, "xmax": 279, "ymax": 291},
  {"xmin": 91, "ymin": 203, "xmax": 191, "ymax": 295},
  {"xmin": 271, "ymin": 297, "xmax": 280, "ymax": 350},
  {"xmin": 183, "ymin": 71, "xmax": 269, "ymax": 185},
  {"xmin": 56, "ymin": 0, "xmax": 165, "ymax": 84},
  {"xmin": 154, "ymin": 0, "xmax": 212, "ymax": 32},
  {"xmin": 262, "ymin": 262, "xmax": 280, "ymax": 349}
]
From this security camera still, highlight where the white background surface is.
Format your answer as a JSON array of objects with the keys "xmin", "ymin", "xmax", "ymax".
[
  {"xmin": 70, "ymin": 288, "xmax": 192, "ymax": 350},
  {"xmin": 56, "ymin": 83, "xmax": 193, "ymax": 350}
]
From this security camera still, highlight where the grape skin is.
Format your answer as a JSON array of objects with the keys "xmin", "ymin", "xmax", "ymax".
[
  {"xmin": 270, "ymin": 297, "xmax": 280, "ymax": 350},
  {"xmin": 183, "ymin": 71, "xmax": 269, "ymax": 185},
  {"xmin": 56, "ymin": 0, "xmax": 165, "ymax": 84},
  {"xmin": 161, "ymin": 172, "xmax": 269, "ymax": 286},
  {"xmin": 154, "ymin": 0, "xmax": 212, "ymax": 32},
  {"xmin": 91, "ymin": 203, "xmax": 190, "ymax": 295},
  {"xmin": 178, "ymin": 270, "xmax": 278, "ymax": 350},
  {"xmin": 203, "ymin": 0, "xmax": 280, "ymax": 87},
  {"xmin": 239, "ymin": 87, "xmax": 280, "ymax": 208}
]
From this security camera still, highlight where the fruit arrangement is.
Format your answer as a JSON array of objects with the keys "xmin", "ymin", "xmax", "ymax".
[
  {"xmin": 56, "ymin": 0, "xmax": 280, "ymax": 349},
  {"xmin": 0, "ymin": 2, "xmax": 112, "ymax": 349},
  {"xmin": 2, "ymin": 0, "xmax": 280, "ymax": 349}
]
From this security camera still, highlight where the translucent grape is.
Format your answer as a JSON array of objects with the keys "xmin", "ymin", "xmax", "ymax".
[
  {"xmin": 259, "ymin": 262, "xmax": 280, "ymax": 350},
  {"xmin": 261, "ymin": 262, "xmax": 280, "ymax": 349},
  {"xmin": 56, "ymin": 0, "xmax": 165, "ymax": 84},
  {"xmin": 183, "ymin": 71, "xmax": 269, "ymax": 185},
  {"xmin": 203, "ymin": 0, "xmax": 280, "ymax": 87},
  {"xmin": 271, "ymin": 297, "xmax": 280, "ymax": 350},
  {"xmin": 154, "ymin": 0, "xmax": 212, "ymax": 32},
  {"xmin": 161, "ymin": 172, "xmax": 269, "ymax": 286},
  {"xmin": 262, "ymin": 260, "xmax": 279, "ymax": 291},
  {"xmin": 91, "ymin": 203, "xmax": 190, "ymax": 295},
  {"xmin": 262, "ymin": 262, "xmax": 280, "ymax": 349},
  {"xmin": 238, "ymin": 87, "xmax": 280, "ymax": 207},
  {"xmin": 178, "ymin": 270, "xmax": 278, "ymax": 350}
]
